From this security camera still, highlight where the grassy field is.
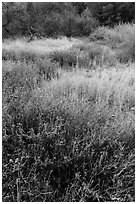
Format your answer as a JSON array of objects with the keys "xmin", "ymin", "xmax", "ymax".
[{"xmin": 2, "ymin": 24, "xmax": 135, "ymax": 202}]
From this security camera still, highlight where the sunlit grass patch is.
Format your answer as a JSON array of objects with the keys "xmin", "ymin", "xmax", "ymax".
[{"xmin": 2, "ymin": 37, "xmax": 82, "ymax": 62}]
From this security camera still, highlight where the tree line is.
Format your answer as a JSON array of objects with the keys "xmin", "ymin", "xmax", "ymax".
[{"xmin": 2, "ymin": 2, "xmax": 135, "ymax": 39}]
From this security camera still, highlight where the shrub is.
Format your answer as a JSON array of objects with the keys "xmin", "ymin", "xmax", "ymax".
[
  {"xmin": 66, "ymin": 8, "xmax": 99, "ymax": 37},
  {"xmin": 88, "ymin": 44, "xmax": 115, "ymax": 68},
  {"xmin": 90, "ymin": 23, "xmax": 135, "ymax": 63},
  {"xmin": 90, "ymin": 24, "xmax": 134, "ymax": 46},
  {"xmin": 36, "ymin": 59, "xmax": 60, "ymax": 81},
  {"xmin": 49, "ymin": 49, "xmax": 78, "ymax": 70}
]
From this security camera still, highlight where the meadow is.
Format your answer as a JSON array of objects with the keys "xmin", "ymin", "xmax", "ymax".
[{"xmin": 2, "ymin": 23, "xmax": 135, "ymax": 202}]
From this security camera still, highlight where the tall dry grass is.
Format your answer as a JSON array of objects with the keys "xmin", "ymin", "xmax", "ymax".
[
  {"xmin": 3, "ymin": 61, "xmax": 135, "ymax": 201},
  {"xmin": 2, "ymin": 23, "xmax": 135, "ymax": 201}
]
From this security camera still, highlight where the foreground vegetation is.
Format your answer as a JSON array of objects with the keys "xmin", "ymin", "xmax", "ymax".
[{"xmin": 2, "ymin": 23, "xmax": 135, "ymax": 202}]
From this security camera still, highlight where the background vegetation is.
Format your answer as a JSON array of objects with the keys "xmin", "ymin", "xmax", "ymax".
[
  {"xmin": 2, "ymin": 2, "xmax": 135, "ymax": 39},
  {"xmin": 2, "ymin": 2, "xmax": 135, "ymax": 202}
]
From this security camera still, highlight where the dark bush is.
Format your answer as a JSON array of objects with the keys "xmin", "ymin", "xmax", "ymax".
[{"xmin": 49, "ymin": 50, "xmax": 78, "ymax": 69}]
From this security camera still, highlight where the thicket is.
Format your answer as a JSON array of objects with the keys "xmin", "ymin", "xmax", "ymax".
[{"xmin": 2, "ymin": 2, "xmax": 135, "ymax": 39}]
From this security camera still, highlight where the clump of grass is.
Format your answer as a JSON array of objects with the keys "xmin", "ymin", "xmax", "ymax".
[
  {"xmin": 2, "ymin": 58, "xmax": 61, "ymax": 137},
  {"xmin": 2, "ymin": 61, "xmax": 39, "ymax": 135},
  {"xmin": 36, "ymin": 59, "xmax": 60, "ymax": 81},
  {"xmin": 90, "ymin": 23, "xmax": 135, "ymax": 63},
  {"xmin": 88, "ymin": 44, "xmax": 116, "ymax": 68},
  {"xmin": 71, "ymin": 42, "xmax": 95, "ymax": 68},
  {"xmin": 49, "ymin": 49, "xmax": 78, "ymax": 70},
  {"xmin": 72, "ymin": 40, "xmax": 117, "ymax": 68}
]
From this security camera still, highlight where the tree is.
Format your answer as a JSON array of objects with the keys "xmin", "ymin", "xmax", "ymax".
[
  {"xmin": 72, "ymin": 2, "xmax": 87, "ymax": 15},
  {"xmin": 86, "ymin": 2, "xmax": 135, "ymax": 26},
  {"xmin": 2, "ymin": 3, "xmax": 28, "ymax": 38}
]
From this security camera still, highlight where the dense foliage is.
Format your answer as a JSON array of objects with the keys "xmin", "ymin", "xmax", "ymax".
[{"xmin": 2, "ymin": 2, "xmax": 135, "ymax": 39}]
